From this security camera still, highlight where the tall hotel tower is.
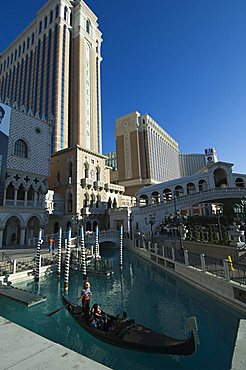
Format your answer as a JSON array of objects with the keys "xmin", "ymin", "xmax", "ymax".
[
  {"xmin": 0, "ymin": 0, "xmax": 102, "ymax": 154},
  {"xmin": 115, "ymin": 112, "xmax": 180, "ymax": 196},
  {"xmin": 0, "ymin": 1, "xmax": 126, "ymax": 232}
]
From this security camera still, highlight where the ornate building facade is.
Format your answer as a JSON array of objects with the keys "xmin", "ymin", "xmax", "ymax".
[{"xmin": 0, "ymin": 102, "xmax": 51, "ymax": 247}]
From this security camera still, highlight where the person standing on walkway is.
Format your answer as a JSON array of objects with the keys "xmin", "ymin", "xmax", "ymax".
[
  {"xmin": 49, "ymin": 237, "xmax": 55, "ymax": 254},
  {"xmin": 81, "ymin": 281, "xmax": 92, "ymax": 311}
]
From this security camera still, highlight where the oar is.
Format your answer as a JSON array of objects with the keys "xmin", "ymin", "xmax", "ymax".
[
  {"xmin": 47, "ymin": 297, "xmax": 81, "ymax": 317},
  {"xmin": 47, "ymin": 305, "xmax": 67, "ymax": 317}
]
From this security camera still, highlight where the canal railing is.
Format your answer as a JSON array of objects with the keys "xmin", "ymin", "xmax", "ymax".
[
  {"xmin": 129, "ymin": 241, "xmax": 246, "ymax": 313},
  {"xmin": 147, "ymin": 242, "xmax": 246, "ymax": 286}
]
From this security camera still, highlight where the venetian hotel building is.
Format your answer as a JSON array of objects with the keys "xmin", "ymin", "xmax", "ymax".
[
  {"xmin": 0, "ymin": 0, "xmax": 102, "ymax": 154},
  {"xmin": 0, "ymin": 0, "xmax": 128, "ymax": 233}
]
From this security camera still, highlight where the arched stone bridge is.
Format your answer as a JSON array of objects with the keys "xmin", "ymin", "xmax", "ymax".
[
  {"xmin": 133, "ymin": 187, "xmax": 246, "ymax": 233},
  {"xmin": 85, "ymin": 230, "xmax": 120, "ymax": 246}
]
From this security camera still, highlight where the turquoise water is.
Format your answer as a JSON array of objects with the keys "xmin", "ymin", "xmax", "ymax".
[{"xmin": 0, "ymin": 248, "xmax": 244, "ymax": 370}]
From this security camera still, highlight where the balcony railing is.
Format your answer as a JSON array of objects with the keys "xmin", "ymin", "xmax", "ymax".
[
  {"xmin": 81, "ymin": 178, "xmax": 93, "ymax": 188},
  {"xmin": 104, "ymin": 183, "xmax": 124, "ymax": 193}
]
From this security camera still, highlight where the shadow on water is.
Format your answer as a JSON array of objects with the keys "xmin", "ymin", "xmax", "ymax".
[{"xmin": 0, "ymin": 249, "xmax": 245, "ymax": 370}]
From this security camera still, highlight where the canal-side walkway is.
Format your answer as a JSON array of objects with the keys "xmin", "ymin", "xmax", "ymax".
[{"xmin": 0, "ymin": 316, "xmax": 111, "ymax": 370}]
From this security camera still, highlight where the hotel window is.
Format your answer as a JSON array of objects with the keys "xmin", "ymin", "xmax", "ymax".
[
  {"xmin": 14, "ymin": 139, "xmax": 28, "ymax": 158},
  {"xmin": 50, "ymin": 10, "xmax": 53, "ymax": 24},
  {"xmin": 10, "ymin": 53, "xmax": 13, "ymax": 64},
  {"xmin": 14, "ymin": 50, "xmax": 17, "ymax": 61},
  {"xmin": 39, "ymin": 21, "xmax": 42, "ymax": 34},
  {"xmin": 18, "ymin": 45, "xmax": 21, "ymax": 57},
  {"xmin": 44, "ymin": 15, "xmax": 48, "ymax": 29},
  {"xmin": 22, "ymin": 41, "xmax": 26, "ymax": 53},
  {"xmin": 55, "ymin": 5, "xmax": 59, "ymax": 18},
  {"xmin": 31, "ymin": 33, "xmax": 35, "ymax": 45},
  {"xmin": 27, "ymin": 37, "xmax": 30, "ymax": 49}
]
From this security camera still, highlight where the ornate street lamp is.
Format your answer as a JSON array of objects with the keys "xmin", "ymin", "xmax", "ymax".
[
  {"xmin": 233, "ymin": 195, "xmax": 246, "ymax": 223},
  {"xmin": 212, "ymin": 206, "xmax": 223, "ymax": 242},
  {"xmin": 145, "ymin": 214, "xmax": 155, "ymax": 248},
  {"xmin": 176, "ymin": 210, "xmax": 185, "ymax": 250}
]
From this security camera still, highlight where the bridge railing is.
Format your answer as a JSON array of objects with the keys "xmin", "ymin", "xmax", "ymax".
[{"xmin": 136, "ymin": 187, "xmax": 246, "ymax": 211}]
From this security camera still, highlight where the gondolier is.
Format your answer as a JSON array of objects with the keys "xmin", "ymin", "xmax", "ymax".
[{"xmin": 81, "ymin": 281, "xmax": 92, "ymax": 310}]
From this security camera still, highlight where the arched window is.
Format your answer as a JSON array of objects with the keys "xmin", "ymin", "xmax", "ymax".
[
  {"xmin": 108, "ymin": 197, "xmax": 112, "ymax": 209},
  {"xmin": 96, "ymin": 195, "xmax": 100, "ymax": 208},
  {"xmin": 90, "ymin": 194, "xmax": 95, "ymax": 207},
  {"xmin": 6, "ymin": 182, "xmax": 15, "ymax": 200},
  {"xmin": 174, "ymin": 185, "xmax": 184, "ymax": 198},
  {"xmin": 68, "ymin": 162, "xmax": 73, "ymax": 183},
  {"xmin": 186, "ymin": 182, "xmax": 196, "ymax": 194},
  {"xmin": 96, "ymin": 166, "xmax": 101, "ymax": 181},
  {"xmin": 14, "ymin": 139, "xmax": 28, "ymax": 158},
  {"xmin": 44, "ymin": 16, "xmax": 48, "ymax": 29},
  {"xmin": 151, "ymin": 191, "xmax": 160, "ymax": 204},
  {"xmin": 17, "ymin": 184, "xmax": 25, "ymax": 201},
  {"xmin": 113, "ymin": 198, "xmax": 117, "ymax": 208},
  {"xmin": 67, "ymin": 192, "xmax": 72, "ymax": 213},
  {"xmin": 83, "ymin": 193, "xmax": 89, "ymax": 207},
  {"xmin": 213, "ymin": 168, "xmax": 228, "ymax": 188},
  {"xmin": 139, "ymin": 194, "xmax": 148, "ymax": 206},
  {"xmin": 198, "ymin": 179, "xmax": 208, "ymax": 192},
  {"xmin": 163, "ymin": 188, "xmax": 172, "ymax": 201},
  {"xmin": 27, "ymin": 185, "xmax": 34, "ymax": 201},
  {"xmin": 84, "ymin": 162, "xmax": 89, "ymax": 178},
  {"xmin": 235, "ymin": 178, "xmax": 245, "ymax": 188}
]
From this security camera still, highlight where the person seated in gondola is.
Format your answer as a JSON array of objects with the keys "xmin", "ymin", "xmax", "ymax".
[
  {"xmin": 81, "ymin": 281, "xmax": 92, "ymax": 312},
  {"xmin": 90, "ymin": 303, "xmax": 109, "ymax": 330}
]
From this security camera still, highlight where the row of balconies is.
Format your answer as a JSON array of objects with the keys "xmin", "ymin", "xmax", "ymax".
[{"xmin": 81, "ymin": 178, "xmax": 124, "ymax": 194}]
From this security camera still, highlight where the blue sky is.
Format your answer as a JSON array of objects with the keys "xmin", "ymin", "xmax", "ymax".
[{"xmin": 1, "ymin": 0, "xmax": 246, "ymax": 173}]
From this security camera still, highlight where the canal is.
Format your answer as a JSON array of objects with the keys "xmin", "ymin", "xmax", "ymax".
[{"xmin": 0, "ymin": 248, "xmax": 244, "ymax": 370}]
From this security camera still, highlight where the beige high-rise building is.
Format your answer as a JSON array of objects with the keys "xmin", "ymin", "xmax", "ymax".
[
  {"xmin": 0, "ymin": 0, "xmax": 132, "ymax": 233},
  {"xmin": 115, "ymin": 112, "xmax": 180, "ymax": 196},
  {"xmin": 0, "ymin": 0, "xmax": 102, "ymax": 154}
]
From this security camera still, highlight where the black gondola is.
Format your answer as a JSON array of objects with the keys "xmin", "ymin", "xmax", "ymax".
[{"xmin": 61, "ymin": 293, "xmax": 199, "ymax": 356}]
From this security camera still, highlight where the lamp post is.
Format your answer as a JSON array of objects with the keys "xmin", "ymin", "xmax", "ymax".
[
  {"xmin": 212, "ymin": 206, "xmax": 223, "ymax": 242},
  {"xmin": 233, "ymin": 196, "xmax": 246, "ymax": 223},
  {"xmin": 145, "ymin": 214, "xmax": 155, "ymax": 248},
  {"xmin": 129, "ymin": 212, "xmax": 134, "ymax": 240},
  {"xmin": 176, "ymin": 210, "xmax": 185, "ymax": 251}
]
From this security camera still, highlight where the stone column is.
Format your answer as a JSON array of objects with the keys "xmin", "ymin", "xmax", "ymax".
[
  {"xmin": 0, "ymin": 229, "xmax": 3, "ymax": 248},
  {"xmin": 24, "ymin": 190, "xmax": 28, "ymax": 207},
  {"xmin": 34, "ymin": 191, "xmax": 37, "ymax": 207},
  {"xmin": 20, "ymin": 228, "xmax": 26, "ymax": 246},
  {"xmin": 3, "ymin": 187, "xmax": 7, "ymax": 206},
  {"xmin": 14, "ymin": 188, "xmax": 17, "ymax": 206}
]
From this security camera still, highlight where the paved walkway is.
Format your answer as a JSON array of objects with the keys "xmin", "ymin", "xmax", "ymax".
[{"xmin": 0, "ymin": 316, "xmax": 111, "ymax": 370}]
